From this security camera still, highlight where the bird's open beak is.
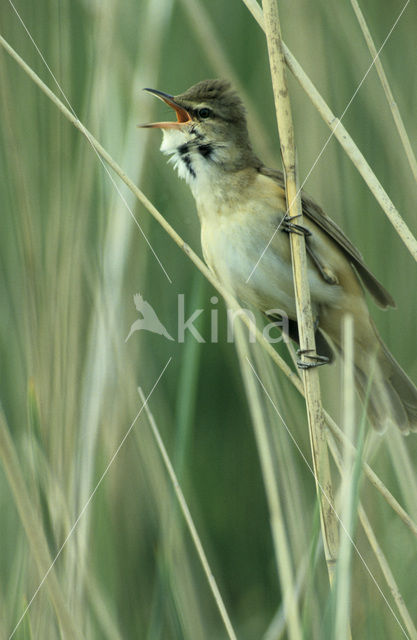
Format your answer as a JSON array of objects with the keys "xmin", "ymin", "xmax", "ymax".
[{"xmin": 138, "ymin": 88, "xmax": 192, "ymax": 129}]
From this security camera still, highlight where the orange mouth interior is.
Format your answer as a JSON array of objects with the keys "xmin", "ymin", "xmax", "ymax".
[{"xmin": 138, "ymin": 89, "xmax": 192, "ymax": 129}]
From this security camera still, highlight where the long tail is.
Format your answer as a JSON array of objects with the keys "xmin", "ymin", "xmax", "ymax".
[{"xmin": 353, "ymin": 321, "xmax": 417, "ymax": 434}]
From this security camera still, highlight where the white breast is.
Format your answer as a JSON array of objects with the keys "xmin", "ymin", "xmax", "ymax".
[
  {"xmin": 201, "ymin": 213, "xmax": 299, "ymax": 316},
  {"xmin": 201, "ymin": 211, "xmax": 343, "ymax": 319}
]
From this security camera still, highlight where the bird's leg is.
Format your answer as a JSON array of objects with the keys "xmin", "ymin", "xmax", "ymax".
[
  {"xmin": 280, "ymin": 213, "xmax": 312, "ymax": 237},
  {"xmin": 305, "ymin": 244, "xmax": 339, "ymax": 285},
  {"xmin": 296, "ymin": 349, "xmax": 330, "ymax": 369},
  {"xmin": 281, "ymin": 214, "xmax": 338, "ymax": 285}
]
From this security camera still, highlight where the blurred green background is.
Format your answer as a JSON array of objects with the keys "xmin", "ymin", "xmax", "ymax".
[{"xmin": 1, "ymin": 0, "xmax": 417, "ymax": 638}]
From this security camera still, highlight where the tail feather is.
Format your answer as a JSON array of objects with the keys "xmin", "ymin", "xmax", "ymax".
[
  {"xmin": 332, "ymin": 317, "xmax": 417, "ymax": 433},
  {"xmin": 354, "ymin": 367, "xmax": 412, "ymax": 433},
  {"xmin": 353, "ymin": 321, "xmax": 417, "ymax": 433},
  {"xmin": 377, "ymin": 338, "xmax": 417, "ymax": 432}
]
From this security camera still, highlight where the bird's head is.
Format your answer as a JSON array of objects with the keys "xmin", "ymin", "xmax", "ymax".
[{"xmin": 138, "ymin": 79, "xmax": 260, "ymax": 182}]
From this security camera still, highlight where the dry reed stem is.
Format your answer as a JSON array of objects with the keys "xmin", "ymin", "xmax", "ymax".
[
  {"xmin": 350, "ymin": 0, "xmax": 417, "ymax": 185},
  {"xmin": 137, "ymin": 388, "xmax": 238, "ymax": 640},
  {"xmin": 357, "ymin": 506, "xmax": 417, "ymax": 640},
  {"xmin": 328, "ymin": 432, "xmax": 417, "ymax": 640},
  {"xmin": 324, "ymin": 414, "xmax": 417, "ymax": 537},
  {"xmin": 240, "ymin": 0, "xmax": 417, "ymax": 262},
  {"xmin": 234, "ymin": 344, "xmax": 303, "ymax": 639},
  {"xmin": 334, "ymin": 315, "xmax": 355, "ymax": 639},
  {"xmin": 261, "ymin": 0, "xmax": 339, "ymax": 583}
]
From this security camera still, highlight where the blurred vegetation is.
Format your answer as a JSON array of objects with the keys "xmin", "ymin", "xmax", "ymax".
[{"xmin": 1, "ymin": 0, "xmax": 417, "ymax": 638}]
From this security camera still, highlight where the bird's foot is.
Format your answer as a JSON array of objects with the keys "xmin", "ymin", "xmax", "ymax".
[
  {"xmin": 296, "ymin": 349, "xmax": 330, "ymax": 369},
  {"xmin": 281, "ymin": 214, "xmax": 312, "ymax": 237}
]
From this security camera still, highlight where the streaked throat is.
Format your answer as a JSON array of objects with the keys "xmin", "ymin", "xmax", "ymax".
[{"xmin": 160, "ymin": 128, "xmax": 224, "ymax": 192}]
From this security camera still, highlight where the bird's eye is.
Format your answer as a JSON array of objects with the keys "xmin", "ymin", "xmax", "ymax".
[{"xmin": 198, "ymin": 107, "xmax": 212, "ymax": 119}]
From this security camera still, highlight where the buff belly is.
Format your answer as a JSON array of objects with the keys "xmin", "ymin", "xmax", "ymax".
[{"xmin": 201, "ymin": 213, "xmax": 343, "ymax": 319}]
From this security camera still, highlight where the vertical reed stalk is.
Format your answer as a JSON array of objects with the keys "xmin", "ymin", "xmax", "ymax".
[
  {"xmin": 240, "ymin": 0, "xmax": 417, "ymax": 262},
  {"xmin": 137, "ymin": 388, "xmax": 238, "ymax": 640},
  {"xmin": 233, "ymin": 337, "xmax": 303, "ymax": 640},
  {"xmin": 261, "ymin": 0, "xmax": 339, "ymax": 584}
]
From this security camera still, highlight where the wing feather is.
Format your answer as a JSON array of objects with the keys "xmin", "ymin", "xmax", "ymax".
[{"xmin": 259, "ymin": 166, "xmax": 395, "ymax": 308}]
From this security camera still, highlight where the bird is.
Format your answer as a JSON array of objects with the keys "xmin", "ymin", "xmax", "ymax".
[{"xmin": 139, "ymin": 78, "xmax": 417, "ymax": 433}]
